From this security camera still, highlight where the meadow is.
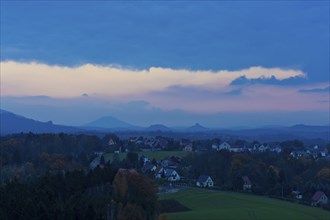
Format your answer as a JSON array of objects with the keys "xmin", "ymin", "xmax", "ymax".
[
  {"xmin": 104, "ymin": 150, "xmax": 190, "ymax": 161},
  {"xmin": 160, "ymin": 188, "xmax": 330, "ymax": 220}
]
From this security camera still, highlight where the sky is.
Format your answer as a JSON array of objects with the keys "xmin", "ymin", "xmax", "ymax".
[{"xmin": 0, "ymin": 1, "xmax": 329, "ymax": 127}]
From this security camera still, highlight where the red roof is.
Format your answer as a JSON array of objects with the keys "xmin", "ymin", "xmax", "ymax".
[
  {"xmin": 155, "ymin": 165, "xmax": 163, "ymax": 173},
  {"xmin": 312, "ymin": 191, "xmax": 325, "ymax": 201}
]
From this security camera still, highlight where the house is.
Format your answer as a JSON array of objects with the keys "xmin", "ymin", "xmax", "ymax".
[
  {"xmin": 248, "ymin": 145, "xmax": 258, "ymax": 153},
  {"xmin": 94, "ymin": 151, "xmax": 104, "ymax": 156},
  {"xmin": 311, "ymin": 191, "xmax": 328, "ymax": 206},
  {"xmin": 161, "ymin": 159, "xmax": 170, "ymax": 167},
  {"xmin": 219, "ymin": 142, "xmax": 231, "ymax": 151},
  {"xmin": 252, "ymin": 144, "xmax": 259, "ymax": 151},
  {"xmin": 89, "ymin": 156, "xmax": 110, "ymax": 170},
  {"xmin": 258, "ymin": 144, "xmax": 269, "ymax": 152},
  {"xmin": 155, "ymin": 165, "xmax": 164, "ymax": 179},
  {"xmin": 142, "ymin": 161, "xmax": 156, "ymax": 173},
  {"xmin": 183, "ymin": 144, "xmax": 193, "ymax": 152},
  {"xmin": 269, "ymin": 144, "xmax": 282, "ymax": 154},
  {"xmin": 145, "ymin": 137, "xmax": 155, "ymax": 147},
  {"xmin": 196, "ymin": 175, "xmax": 214, "ymax": 188},
  {"xmin": 161, "ymin": 157, "xmax": 180, "ymax": 169},
  {"xmin": 108, "ymin": 138, "xmax": 116, "ymax": 146},
  {"xmin": 129, "ymin": 136, "xmax": 139, "ymax": 143},
  {"xmin": 319, "ymin": 147, "xmax": 328, "ymax": 157},
  {"xmin": 140, "ymin": 155, "xmax": 150, "ymax": 164},
  {"xmin": 163, "ymin": 168, "xmax": 180, "ymax": 181},
  {"xmin": 290, "ymin": 151, "xmax": 309, "ymax": 158},
  {"xmin": 312, "ymin": 145, "xmax": 329, "ymax": 157},
  {"xmin": 229, "ymin": 145, "xmax": 244, "ymax": 153},
  {"xmin": 211, "ymin": 144, "xmax": 218, "ymax": 151},
  {"xmin": 180, "ymin": 139, "xmax": 191, "ymax": 146},
  {"xmin": 242, "ymin": 176, "xmax": 252, "ymax": 191},
  {"xmin": 292, "ymin": 191, "xmax": 302, "ymax": 200}
]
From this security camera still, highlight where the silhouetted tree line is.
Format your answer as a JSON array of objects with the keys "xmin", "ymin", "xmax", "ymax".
[
  {"xmin": 0, "ymin": 165, "xmax": 160, "ymax": 220},
  {"xmin": 0, "ymin": 133, "xmax": 128, "ymax": 180},
  {"xmin": 0, "ymin": 133, "xmax": 105, "ymax": 165}
]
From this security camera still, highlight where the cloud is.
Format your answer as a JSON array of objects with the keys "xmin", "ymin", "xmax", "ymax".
[
  {"xmin": 1, "ymin": 61, "xmax": 306, "ymax": 98},
  {"xmin": 230, "ymin": 75, "xmax": 308, "ymax": 86},
  {"xmin": 2, "ymin": 1, "xmax": 328, "ymax": 82},
  {"xmin": 2, "ymin": 61, "xmax": 329, "ymax": 120},
  {"xmin": 149, "ymin": 85, "xmax": 242, "ymax": 100},
  {"xmin": 299, "ymin": 86, "xmax": 330, "ymax": 93},
  {"xmin": 225, "ymin": 89, "xmax": 242, "ymax": 95},
  {"xmin": 145, "ymin": 84, "xmax": 329, "ymax": 113}
]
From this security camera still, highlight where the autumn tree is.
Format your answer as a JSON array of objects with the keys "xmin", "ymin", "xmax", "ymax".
[{"xmin": 112, "ymin": 169, "xmax": 159, "ymax": 220}]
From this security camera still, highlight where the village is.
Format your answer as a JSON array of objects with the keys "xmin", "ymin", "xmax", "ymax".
[
  {"xmin": 98, "ymin": 135, "xmax": 329, "ymax": 158},
  {"xmin": 90, "ymin": 135, "xmax": 330, "ymax": 209}
]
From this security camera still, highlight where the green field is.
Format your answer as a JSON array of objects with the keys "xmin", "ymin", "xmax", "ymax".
[
  {"xmin": 160, "ymin": 188, "xmax": 330, "ymax": 220},
  {"xmin": 104, "ymin": 151, "xmax": 190, "ymax": 161}
]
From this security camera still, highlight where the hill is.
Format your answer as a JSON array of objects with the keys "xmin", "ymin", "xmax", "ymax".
[
  {"xmin": 186, "ymin": 123, "xmax": 208, "ymax": 132},
  {"xmin": 0, "ymin": 109, "xmax": 81, "ymax": 135},
  {"xmin": 85, "ymin": 115, "xmax": 135, "ymax": 129},
  {"xmin": 146, "ymin": 124, "xmax": 171, "ymax": 132}
]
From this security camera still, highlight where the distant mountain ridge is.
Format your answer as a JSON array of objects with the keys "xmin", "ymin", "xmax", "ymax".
[
  {"xmin": 1, "ymin": 109, "xmax": 329, "ymax": 141},
  {"xmin": 186, "ymin": 123, "xmax": 208, "ymax": 132},
  {"xmin": 85, "ymin": 116, "xmax": 135, "ymax": 129},
  {"xmin": 0, "ymin": 109, "xmax": 81, "ymax": 135},
  {"xmin": 146, "ymin": 124, "xmax": 171, "ymax": 132}
]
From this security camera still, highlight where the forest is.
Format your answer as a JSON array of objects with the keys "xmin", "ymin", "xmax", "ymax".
[{"xmin": 0, "ymin": 165, "xmax": 160, "ymax": 220}]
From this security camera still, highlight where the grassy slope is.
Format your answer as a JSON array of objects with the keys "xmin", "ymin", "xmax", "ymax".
[
  {"xmin": 160, "ymin": 189, "xmax": 330, "ymax": 220},
  {"xmin": 104, "ymin": 151, "xmax": 190, "ymax": 161}
]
